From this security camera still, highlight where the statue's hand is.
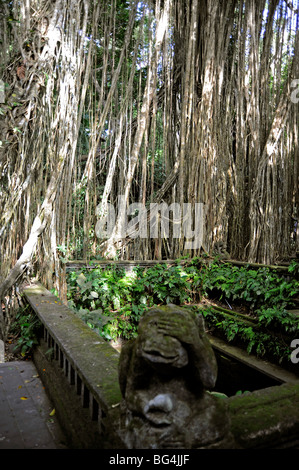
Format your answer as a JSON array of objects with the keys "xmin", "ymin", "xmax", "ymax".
[{"xmin": 157, "ymin": 317, "xmax": 200, "ymax": 345}]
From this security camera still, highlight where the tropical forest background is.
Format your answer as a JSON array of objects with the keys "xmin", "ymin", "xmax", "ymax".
[{"xmin": 0, "ymin": 0, "xmax": 299, "ymax": 360}]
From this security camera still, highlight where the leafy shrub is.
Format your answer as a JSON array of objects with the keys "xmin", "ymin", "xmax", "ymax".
[
  {"xmin": 141, "ymin": 263, "xmax": 191, "ymax": 304},
  {"xmin": 288, "ymin": 260, "xmax": 299, "ymax": 276},
  {"xmin": 67, "ymin": 262, "xmax": 194, "ymax": 340},
  {"xmin": 201, "ymin": 262, "xmax": 298, "ymax": 311},
  {"xmin": 10, "ymin": 305, "xmax": 41, "ymax": 356},
  {"xmin": 200, "ymin": 305, "xmax": 297, "ymax": 363},
  {"xmin": 66, "ymin": 257, "xmax": 299, "ymax": 357}
]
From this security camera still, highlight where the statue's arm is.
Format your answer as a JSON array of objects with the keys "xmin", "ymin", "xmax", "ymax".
[
  {"xmin": 118, "ymin": 340, "xmax": 134, "ymax": 397},
  {"xmin": 156, "ymin": 314, "xmax": 217, "ymax": 389},
  {"xmin": 188, "ymin": 333, "xmax": 218, "ymax": 389},
  {"xmin": 119, "ymin": 340, "xmax": 152, "ymax": 416}
]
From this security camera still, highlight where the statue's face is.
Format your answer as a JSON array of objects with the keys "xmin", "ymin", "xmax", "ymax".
[{"xmin": 138, "ymin": 313, "xmax": 189, "ymax": 371}]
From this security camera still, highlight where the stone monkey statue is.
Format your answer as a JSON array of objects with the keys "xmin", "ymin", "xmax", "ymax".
[{"xmin": 118, "ymin": 305, "xmax": 234, "ymax": 449}]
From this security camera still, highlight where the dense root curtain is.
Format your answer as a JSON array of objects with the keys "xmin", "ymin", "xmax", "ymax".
[
  {"xmin": 93, "ymin": 0, "xmax": 299, "ymax": 263},
  {"xmin": 0, "ymin": 0, "xmax": 299, "ymax": 340},
  {"xmin": 0, "ymin": 0, "xmax": 96, "ymax": 339}
]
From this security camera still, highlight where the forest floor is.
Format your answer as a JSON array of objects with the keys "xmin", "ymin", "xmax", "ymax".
[{"xmin": 4, "ymin": 336, "xmax": 27, "ymax": 362}]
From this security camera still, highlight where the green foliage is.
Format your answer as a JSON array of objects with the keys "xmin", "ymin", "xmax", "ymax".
[
  {"xmin": 256, "ymin": 306, "xmax": 298, "ymax": 333},
  {"xmin": 201, "ymin": 261, "xmax": 298, "ymax": 311},
  {"xmin": 66, "ymin": 258, "xmax": 299, "ymax": 365},
  {"xmin": 288, "ymin": 260, "xmax": 299, "ymax": 276},
  {"xmin": 67, "ymin": 263, "xmax": 192, "ymax": 340},
  {"xmin": 140, "ymin": 264, "xmax": 191, "ymax": 304},
  {"xmin": 197, "ymin": 260, "xmax": 299, "ymax": 362},
  {"xmin": 10, "ymin": 305, "xmax": 41, "ymax": 357},
  {"xmin": 67, "ymin": 266, "xmax": 147, "ymax": 340},
  {"xmin": 200, "ymin": 305, "xmax": 292, "ymax": 363}
]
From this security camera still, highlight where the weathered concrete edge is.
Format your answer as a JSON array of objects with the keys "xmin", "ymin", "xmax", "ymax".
[
  {"xmin": 22, "ymin": 283, "xmax": 122, "ymax": 410},
  {"xmin": 213, "ymin": 338, "xmax": 299, "ymax": 448},
  {"xmin": 209, "ymin": 336, "xmax": 299, "ymax": 385},
  {"xmin": 228, "ymin": 382, "xmax": 299, "ymax": 448},
  {"xmin": 32, "ymin": 340, "xmax": 124, "ymax": 449}
]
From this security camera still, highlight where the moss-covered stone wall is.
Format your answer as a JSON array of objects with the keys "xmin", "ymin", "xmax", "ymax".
[{"xmin": 23, "ymin": 283, "xmax": 299, "ymax": 449}]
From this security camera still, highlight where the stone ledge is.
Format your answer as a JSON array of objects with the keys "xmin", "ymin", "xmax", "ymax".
[
  {"xmin": 22, "ymin": 282, "xmax": 125, "ymax": 449},
  {"xmin": 228, "ymin": 383, "xmax": 299, "ymax": 448},
  {"xmin": 32, "ymin": 341, "xmax": 123, "ymax": 448},
  {"xmin": 210, "ymin": 336, "xmax": 299, "ymax": 385},
  {"xmin": 23, "ymin": 283, "xmax": 122, "ymax": 408}
]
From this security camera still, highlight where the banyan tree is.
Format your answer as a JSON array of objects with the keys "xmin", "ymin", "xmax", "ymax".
[{"xmin": 0, "ymin": 0, "xmax": 298, "ymax": 340}]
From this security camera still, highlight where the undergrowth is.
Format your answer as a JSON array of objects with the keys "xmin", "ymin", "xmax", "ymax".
[
  {"xmin": 66, "ymin": 257, "xmax": 299, "ymax": 364},
  {"xmin": 10, "ymin": 304, "xmax": 41, "ymax": 357}
]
